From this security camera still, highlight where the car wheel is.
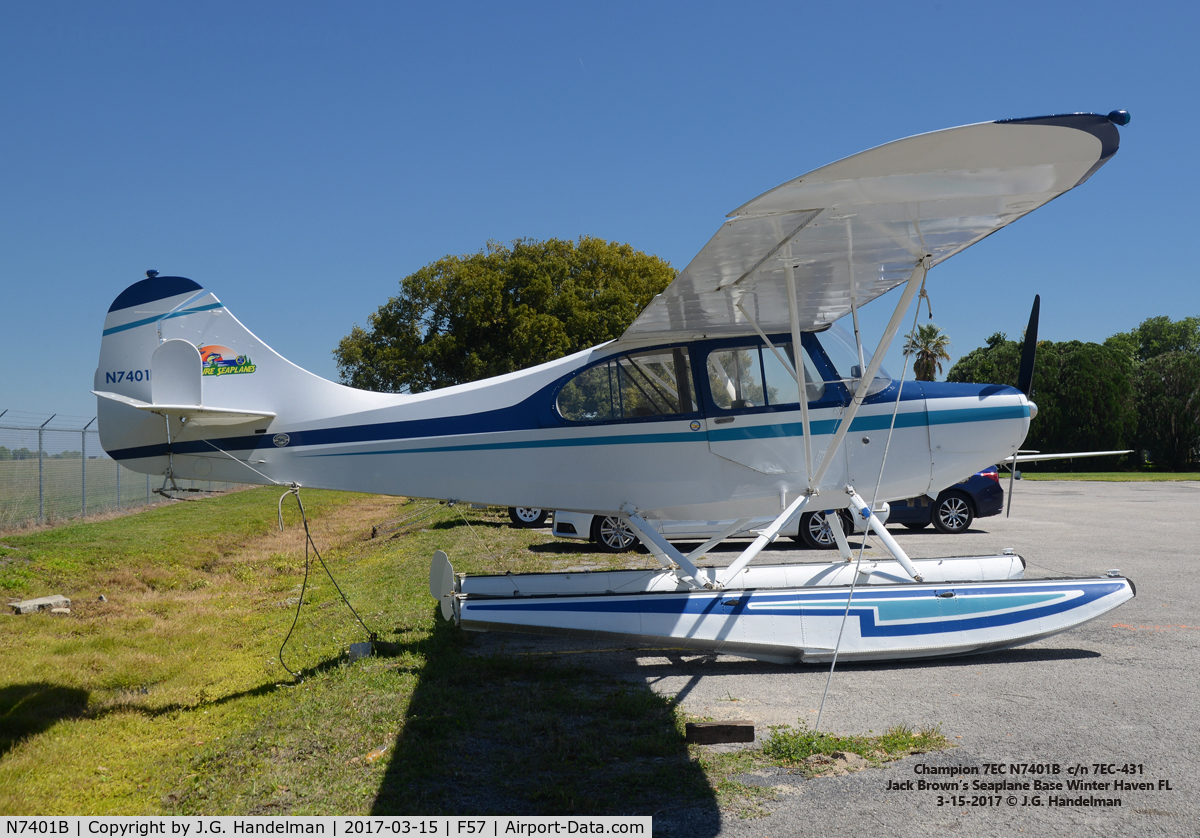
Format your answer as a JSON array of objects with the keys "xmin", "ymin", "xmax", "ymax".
[
  {"xmin": 902, "ymin": 522, "xmax": 929, "ymax": 531},
  {"xmin": 508, "ymin": 507, "xmax": 548, "ymax": 528},
  {"xmin": 798, "ymin": 510, "xmax": 840, "ymax": 549},
  {"xmin": 931, "ymin": 492, "xmax": 974, "ymax": 534},
  {"xmin": 593, "ymin": 515, "xmax": 638, "ymax": 552}
]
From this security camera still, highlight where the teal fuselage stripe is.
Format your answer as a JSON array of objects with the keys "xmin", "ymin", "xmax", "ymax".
[
  {"xmin": 102, "ymin": 303, "xmax": 224, "ymax": 336},
  {"xmin": 303, "ymin": 430, "xmax": 701, "ymax": 457},
  {"xmin": 299, "ymin": 403, "xmax": 1027, "ymax": 458},
  {"xmin": 925, "ymin": 404, "xmax": 1029, "ymax": 426}
]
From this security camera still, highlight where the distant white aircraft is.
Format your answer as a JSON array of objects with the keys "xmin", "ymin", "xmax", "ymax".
[
  {"xmin": 1006, "ymin": 450, "xmax": 1133, "ymax": 466},
  {"xmin": 94, "ymin": 112, "xmax": 1135, "ymax": 663},
  {"xmin": 1001, "ymin": 449, "xmax": 1135, "ymax": 515}
]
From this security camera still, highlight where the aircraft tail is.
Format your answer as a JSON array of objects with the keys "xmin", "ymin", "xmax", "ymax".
[{"xmin": 94, "ymin": 273, "xmax": 351, "ymax": 485}]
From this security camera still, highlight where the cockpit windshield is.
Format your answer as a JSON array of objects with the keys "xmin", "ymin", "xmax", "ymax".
[{"xmin": 816, "ymin": 323, "xmax": 892, "ymax": 397}]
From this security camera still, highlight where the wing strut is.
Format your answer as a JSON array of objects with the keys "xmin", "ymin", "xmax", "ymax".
[
  {"xmin": 846, "ymin": 216, "xmax": 869, "ymax": 379},
  {"xmin": 784, "ymin": 257, "xmax": 816, "ymax": 486},
  {"xmin": 623, "ymin": 498, "xmax": 813, "ymax": 591},
  {"xmin": 715, "ymin": 493, "xmax": 812, "ymax": 587},
  {"xmin": 683, "ymin": 517, "xmax": 757, "ymax": 564},
  {"xmin": 622, "ymin": 510, "xmax": 708, "ymax": 587},
  {"xmin": 810, "ymin": 256, "xmax": 930, "ymax": 489},
  {"xmin": 635, "ymin": 257, "xmax": 932, "ymax": 590}
]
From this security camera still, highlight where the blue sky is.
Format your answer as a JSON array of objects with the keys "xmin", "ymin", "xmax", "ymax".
[{"xmin": 3, "ymin": 1, "xmax": 1197, "ymax": 427}]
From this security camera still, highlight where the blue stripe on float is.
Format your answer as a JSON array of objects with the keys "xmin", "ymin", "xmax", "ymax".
[
  {"xmin": 102, "ymin": 303, "xmax": 224, "ymax": 336},
  {"xmin": 463, "ymin": 581, "xmax": 1128, "ymax": 637}
]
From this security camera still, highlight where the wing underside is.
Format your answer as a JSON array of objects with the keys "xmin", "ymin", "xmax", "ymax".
[{"xmin": 621, "ymin": 114, "xmax": 1121, "ymax": 344}]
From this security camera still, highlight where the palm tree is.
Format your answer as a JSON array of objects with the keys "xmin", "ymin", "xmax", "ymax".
[{"xmin": 903, "ymin": 323, "xmax": 951, "ymax": 382}]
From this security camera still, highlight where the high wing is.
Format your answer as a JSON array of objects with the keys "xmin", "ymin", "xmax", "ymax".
[{"xmin": 621, "ymin": 113, "xmax": 1123, "ymax": 344}]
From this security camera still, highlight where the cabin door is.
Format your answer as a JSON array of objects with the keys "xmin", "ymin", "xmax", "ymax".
[{"xmin": 702, "ymin": 341, "xmax": 843, "ymax": 479}]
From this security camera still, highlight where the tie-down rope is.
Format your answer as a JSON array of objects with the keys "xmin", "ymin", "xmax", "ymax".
[{"xmin": 815, "ymin": 277, "xmax": 930, "ymax": 731}]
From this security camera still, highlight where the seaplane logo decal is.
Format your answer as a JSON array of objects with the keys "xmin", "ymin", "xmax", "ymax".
[{"xmin": 198, "ymin": 344, "xmax": 256, "ymax": 376}]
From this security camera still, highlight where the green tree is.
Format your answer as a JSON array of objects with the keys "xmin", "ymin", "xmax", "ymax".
[
  {"xmin": 1105, "ymin": 315, "xmax": 1200, "ymax": 469},
  {"xmin": 1135, "ymin": 351, "xmax": 1200, "ymax": 469},
  {"xmin": 1106, "ymin": 315, "xmax": 1200, "ymax": 363},
  {"xmin": 335, "ymin": 237, "xmax": 677, "ymax": 393},
  {"xmin": 947, "ymin": 337, "xmax": 1135, "ymax": 469},
  {"xmin": 901, "ymin": 323, "xmax": 951, "ymax": 381},
  {"xmin": 945, "ymin": 332, "xmax": 1021, "ymax": 387},
  {"xmin": 1052, "ymin": 341, "xmax": 1137, "ymax": 457}
]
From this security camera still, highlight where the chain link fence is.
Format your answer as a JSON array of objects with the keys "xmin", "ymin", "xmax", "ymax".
[{"xmin": 0, "ymin": 411, "xmax": 247, "ymax": 529}]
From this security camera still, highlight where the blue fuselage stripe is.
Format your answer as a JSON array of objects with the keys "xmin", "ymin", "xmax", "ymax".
[{"xmin": 105, "ymin": 393, "xmax": 1025, "ymax": 462}]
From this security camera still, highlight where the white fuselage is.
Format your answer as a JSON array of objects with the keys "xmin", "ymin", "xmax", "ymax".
[{"xmin": 96, "ymin": 283, "xmax": 1031, "ymax": 520}]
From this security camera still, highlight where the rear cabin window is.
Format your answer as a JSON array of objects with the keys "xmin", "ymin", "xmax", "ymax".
[
  {"xmin": 707, "ymin": 343, "xmax": 825, "ymax": 410},
  {"xmin": 557, "ymin": 347, "xmax": 698, "ymax": 422}
]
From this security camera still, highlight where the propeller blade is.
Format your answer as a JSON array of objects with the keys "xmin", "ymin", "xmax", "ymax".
[
  {"xmin": 1016, "ymin": 295, "xmax": 1040, "ymax": 396},
  {"xmin": 1010, "ymin": 296, "xmax": 1039, "ymax": 516}
]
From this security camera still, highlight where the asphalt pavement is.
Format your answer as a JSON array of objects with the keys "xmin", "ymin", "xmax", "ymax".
[{"xmin": 477, "ymin": 480, "xmax": 1200, "ymax": 837}]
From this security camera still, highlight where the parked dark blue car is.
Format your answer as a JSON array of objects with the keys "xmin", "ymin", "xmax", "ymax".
[{"xmin": 888, "ymin": 465, "xmax": 1004, "ymax": 534}]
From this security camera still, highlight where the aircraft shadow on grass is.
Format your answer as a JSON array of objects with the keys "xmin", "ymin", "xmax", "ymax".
[
  {"xmin": 367, "ymin": 622, "xmax": 1099, "ymax": 819},
  {"xmin": 0, "ymin": 654, "xmax": 358, "ymax": 766},
  {"xmin": 0, "ymin": 682, "xmax": 90, "ymax": 760},
  {"xmin": 369, "ymin": 610, "xmax": 721, "ymax": 833}
]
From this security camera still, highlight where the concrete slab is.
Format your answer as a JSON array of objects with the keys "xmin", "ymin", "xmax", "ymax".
[{"xmin": 9, "ymin": 595, "xmax": 71, "ymax": 614}]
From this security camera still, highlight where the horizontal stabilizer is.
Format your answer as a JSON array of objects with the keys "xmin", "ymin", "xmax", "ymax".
[{"xmin": 92, "ymin": 390, "xmax": 276, "ymax": 426}]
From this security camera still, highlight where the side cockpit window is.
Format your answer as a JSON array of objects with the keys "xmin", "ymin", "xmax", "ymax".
[
  {"xmin": 707, "ymin": 343, "xmax": 825, "ymax": 410},
  {"xmin": 557, "ymin": 347, "xmax": 697, "ymax": 423}
]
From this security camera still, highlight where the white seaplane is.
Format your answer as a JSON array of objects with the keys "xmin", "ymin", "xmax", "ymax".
[{"xmin": 94, "ymin": 112, "xmax": 1135, "ymax": 664}]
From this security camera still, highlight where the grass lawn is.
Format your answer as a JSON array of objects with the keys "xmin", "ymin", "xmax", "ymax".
[{"xmin": 1, "ymin": 489, "xmax": 945, "ymax": 817}]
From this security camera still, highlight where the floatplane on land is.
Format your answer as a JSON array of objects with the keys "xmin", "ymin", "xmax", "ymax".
[{"xmin": 95, "ymin": 112, "xmax": 1135, "ymax": 664}]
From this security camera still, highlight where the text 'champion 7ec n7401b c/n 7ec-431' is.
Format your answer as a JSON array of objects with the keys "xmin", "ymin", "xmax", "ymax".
[{"xmin": 95, "ymin": 111, "xmax": 1135, "ymax": 665}]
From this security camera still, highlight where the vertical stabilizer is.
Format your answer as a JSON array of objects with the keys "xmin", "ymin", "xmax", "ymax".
[{"xmin": 94, "ymin": 273, "xmax": 376, "ymax": 486}]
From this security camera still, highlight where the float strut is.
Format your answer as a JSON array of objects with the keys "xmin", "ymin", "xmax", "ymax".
[
  {"xmin": 717, "ymin": 492, "xmax": 813, "ymax": 588},
  {"xmin": 845, "ymin": 487, "xmax": 923, "ymax": 582}
]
